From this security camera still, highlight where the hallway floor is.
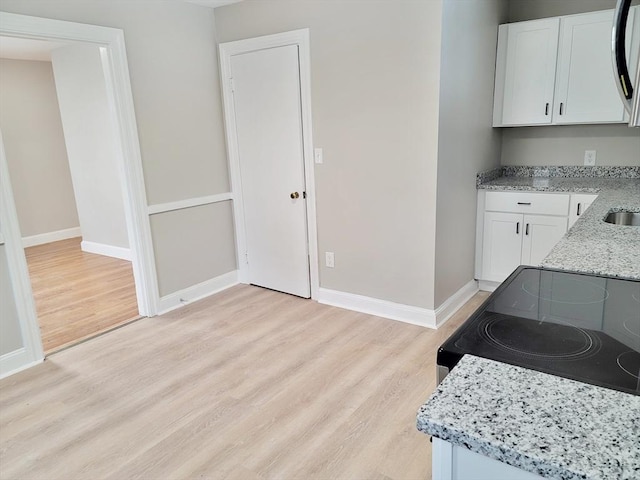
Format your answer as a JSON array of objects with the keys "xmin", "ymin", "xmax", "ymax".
[{"xmin": 25, "ymin": 237, "xmax": 139, "ymax": 353}]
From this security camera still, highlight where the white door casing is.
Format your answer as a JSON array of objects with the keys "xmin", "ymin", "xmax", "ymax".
[
  {"xmin": 0, "ymin": 11, "xmax": 159, "ymax": 377},
  {"xmin": 231, "ymin": 45, "xmax": 310, "ymax": 297},
  {"xmin": 219, "ymin": 29, "xmax": 319, "ymax": 300},
  {"xmin": 0, "ymin": 128, "xmax": 44, "ymax": 377}
]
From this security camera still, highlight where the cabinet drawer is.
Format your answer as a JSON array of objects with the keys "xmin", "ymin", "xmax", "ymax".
[{"xmin": 485, "ymin": 191, "xmax": 569, "ymax": 215}]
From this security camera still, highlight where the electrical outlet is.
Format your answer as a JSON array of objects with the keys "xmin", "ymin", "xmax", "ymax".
[
  {"xmin": 314, "ymin": 148, "xmax": 323, "ymax": 164},
  {"xmin": 584, "ymin": 150, "xmax": 596, "ymax": 166},
  {"xmin": 325, "ymin": 251, "xmax": 334, "ymax": 268}
]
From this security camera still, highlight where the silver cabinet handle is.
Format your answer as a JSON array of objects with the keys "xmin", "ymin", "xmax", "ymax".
[
  {"xmin": 516, "ymin": 222, "xmax": 520, "ymax": 234},
  {"xmin": 577, "ymin": 203, "xmax": 582, "ymax": 216},
  {"xmin": 525, "ymin": 223, "xmax": 530, "ymax": 236},
  {"xmin": 517, "ymin": 202, "xmax": 531, "ymax": 205}
]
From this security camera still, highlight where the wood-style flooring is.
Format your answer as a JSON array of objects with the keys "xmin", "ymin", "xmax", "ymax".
[
  {"xmin": 24, "ymin": 237, "xmax": 139, "ymax": 354},
  {"xmin": 0, "ymin": 285, "xmax": 489, "ymax": 480}
]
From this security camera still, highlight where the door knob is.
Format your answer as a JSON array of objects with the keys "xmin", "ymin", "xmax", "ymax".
[{"xmin": 290, "ymin": 192, "xmax": 300, "ymax": 199}]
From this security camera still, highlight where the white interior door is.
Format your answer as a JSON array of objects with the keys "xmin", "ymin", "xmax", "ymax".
[{"xmin": 231, "ymin": 45, "xmax": 310, "ymax": 298}]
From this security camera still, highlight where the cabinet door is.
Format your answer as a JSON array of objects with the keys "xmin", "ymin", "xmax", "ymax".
[
  {"xmin": 499, "ymin": 18, "xmax": 560, "ymax": 126},
  {"xmin": 521, "ymin": 215, "xmax": 567, "ymax": 266},
  {"xmin": 568, "ymin": 193, "xmax": 598, "ymax": 228},
  {"xmin": 482, "ymin": 212, "xmax": 523, "ymax": 282},
  {"xmin": 554, "ymin": 9, "xmax": 636, "ymax": 124}
]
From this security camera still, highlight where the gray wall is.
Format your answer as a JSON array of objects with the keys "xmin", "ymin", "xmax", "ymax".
[
  {"xmin": 0, "ymin": 58, "xmax": 79, "ymax": 238},
  {"xmin": 215, "ymin": 0, "xmax": 444, "ymax": 308},
  {"xmin": 0, "ymin": 0, "xmax": 237, "ymax": 296},
  {"xmin": 0, "ymin": 244, "xmax": 23, "ymax": 356},
  {"xmin": 51, "ymin": 44, "xmax": 129, "ymax": 250},
  {"xmin": 502, "ymin": 0, "xmax": 640, "ymax": 167},
  {"xmin": 434, "ymin": 0, "xmax": 508, "ymax": 307}
]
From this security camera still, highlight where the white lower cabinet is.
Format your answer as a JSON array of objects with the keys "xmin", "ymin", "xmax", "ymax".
[
  {"xmin": 482, "ymin": 211, "xmax": 567, "ymax": 283},
  {"xmin": 477, "ymin": 191, "xmax": 569, "ymax": 285},
  {"xmin": 433, "ymin": 438, "xmax": 545, "ymax": 480},
  {"xmin": 568, "ymin": 193, "xmax": 598, "ymax": 228}
]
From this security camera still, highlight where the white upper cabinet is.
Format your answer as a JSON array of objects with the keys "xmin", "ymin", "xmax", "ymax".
[
  {"xmin": 494, "ymin": 7, "xmax": 640, "ymax": 127},
  {"xmin": 496, "ymin": 19, "xmax": 560, "ymax": 126},
  {"xmin": 554, "ymin": 10, "xmax": 634, "ymax": 124}
]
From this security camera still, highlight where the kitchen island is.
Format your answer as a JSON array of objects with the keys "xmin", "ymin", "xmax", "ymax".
[
  {"xmin": 417, "ymin": 355, "xmax": 640, "ymax": 480},
  {"xmin": 417, "ymin": 166, "xmax": 640, "ymax": 480}
]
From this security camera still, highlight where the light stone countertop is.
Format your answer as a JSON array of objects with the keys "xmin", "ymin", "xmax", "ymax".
[
  {"xmin": 417, "ymin": 355, "xmax": 640, "ymax": 480},
  {"xmin": 478, "ymin": 177, "xmax": 640, "ymax": 279},
  {"xmin": 415, "ymin": 172, "xmax": 640, "ymax": 479}
]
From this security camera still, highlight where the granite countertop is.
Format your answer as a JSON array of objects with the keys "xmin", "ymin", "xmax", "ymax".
[
  {"xmin": 477, "ymin": 170, "xmax": 640, "ymax": 280},
  {"xmin": 417, "ymin": 355, "xmax": 640, "ymax": 480}
]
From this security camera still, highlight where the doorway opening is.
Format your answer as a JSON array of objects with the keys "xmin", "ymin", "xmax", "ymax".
[
  {"xmin": 0, "ymin": 38, "xmax": 142, "ymax": 354},
  {"xmin": 0, "ymin": 13, "xmax": 158, "ymax": 375}
]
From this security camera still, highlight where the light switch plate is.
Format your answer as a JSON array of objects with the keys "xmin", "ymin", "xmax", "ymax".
[{"xmin": 314, "ymin": 148, "xmax": 323, "ymax": 164}]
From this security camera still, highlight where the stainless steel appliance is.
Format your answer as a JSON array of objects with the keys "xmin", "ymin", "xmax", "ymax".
[
  {"xmin": 437, "ymin": 266, "xmax": 640, "ymax": 396},
  {"xmin": 613, "ymin": 0, "xmax": 640, "ymax": 126}
]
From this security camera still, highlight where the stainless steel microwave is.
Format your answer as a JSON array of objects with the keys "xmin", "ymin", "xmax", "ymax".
[{"xmin": 613, "ymin": 0, "xmax": 640, "ymax": 126}]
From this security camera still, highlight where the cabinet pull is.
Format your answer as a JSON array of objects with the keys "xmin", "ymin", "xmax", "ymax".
[
  {"xmin": 577, "ymin": 203, "xmax": 582, "ymax": 216},
  {"xmin": 525, "ymin": 223, "xmax": 530, "ymax": 236},
  {"xmin": 545, "ymin": 103, "xmax": 549, "ymax": 115},
  {"xmin": 517, "ymin": 202, "xmax": 531, "ymax": 205},
  {"xmin": 559, "ymin": 102, "xmax": 564, "ymax": 115},
  {"xmin": 516, "ymin": 222, "xmax": 520, "ymax": 234}
]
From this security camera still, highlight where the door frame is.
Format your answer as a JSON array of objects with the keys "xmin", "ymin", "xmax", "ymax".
[
  {"xmin": 219, "ymin": 29, "xmax": 319, "ymax": 299},
  {"xmin": 0, "ymin": 129, "xmax": 44, "ymax": 375},
  {"xmin": 0, "ymin": 12, "xmax": 160, "ymax": 369}
]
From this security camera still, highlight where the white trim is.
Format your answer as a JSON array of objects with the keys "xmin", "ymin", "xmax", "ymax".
[
  {"xmin": 219, "ymin": 29, "xmax": 320, "ymax": 300},
  {"xmin": 478, "ymin": 280, "xmax": 500, "ymax": 292},
  {"xmin": 0, "ymin": 348, "xmax": 44, "ymax": 380},
  {"xmin": 81, "ymin": 240, "xmax": 131, "ymax": 261},
  {"xmin": 318, "ymin": 280, "xmax": 480, "ymax": 330},
  {"xmin": 317, "ymin": 288, "xmax": 437, "ymax": 329},
  {"xmin": 0, "ymin": 129, "xmax": 45, "ymax": 373},
  {"xmin": 434, "ymin": 280, "xmax": 479, "ymax": 327},
  {"xmin": 0, "ymin": 12, "xmax": 159, "ymax": 318},
  {"xmin": 22, "ymin": 227, "xmax": 82, "ymax": 248},
  {"xmin": 156, "ymin": 270, "xmax": 239, "ymax": 315},
  {"xmin": 147, "ymin": 193, "xmax": 233, "ymax": 215}
]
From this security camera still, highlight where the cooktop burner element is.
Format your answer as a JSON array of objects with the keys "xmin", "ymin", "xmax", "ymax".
[
  {"xmin": 437, "ymin": 267, "xmax": 640, "ymax": 396},
  {"xmin": 617, "ymin": 351, "xmax": 640, "ymax": 380},
  {"xmin": 479, "ymin": 314, "xmax": 600, "ymax": 359},
  {"xmin": 522, "ymin": 277, "xmax": 609, "ymax": 305}
]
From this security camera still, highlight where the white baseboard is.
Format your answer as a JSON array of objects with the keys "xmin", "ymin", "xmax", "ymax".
[
  {"xmin": 81, "ymin": 240, "xmax": 131, "ymax": 261},
  {"xmin": 434, "ymin": 279, "xmax": 479, "ymax": 328},
  {"xmin": 157, "ymin": 270, "xmax": 239, "ymax": 315},
  {"xmin": 22, "ymin": 227, "xmax": 81, "ymax": 248},
  {"xmin": 318, "ymin": 279, "xmax": 479, "ymax": 330},
  {"xmin": 0, "ymin": 347, "xmax": 44, "ymax": 380},
  {"xmin": 478, "ymin": 280, "xmax": 500, "ymax": 292},
  {"xmin": 317, "ymin": 288, "xmax": 438, "ymax": 329}
]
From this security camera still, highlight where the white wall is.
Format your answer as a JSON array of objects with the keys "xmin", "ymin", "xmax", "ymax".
[
  {"xmin": 502, "ymin": 0, "xmax": 640, "ymax": 167},
  {"xmin": 215, "ymin": 0, "xmax": 443, "ymax": 309},
  {"xmin": 434, "ymin": 0, "xmax": 508, "ymax": 307},
  {"xmin": 0, "ymin": 58, "xmax": 79, "ymax": 238},
  {"xmin": 0, "ymin": 0, "xmax": 236, "ymax": 296},
  {"xmin": 0, "ymin": 244, "xmax": 23, "ymax": 356},
  {"xmin": 51, "ymin": 43, "xmax": 129, "ymax": 254}
]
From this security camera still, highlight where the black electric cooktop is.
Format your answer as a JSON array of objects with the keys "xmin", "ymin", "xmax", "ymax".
[{"xmin": 438, "ymin": 266, "xmax": 640, "ymax": 396}]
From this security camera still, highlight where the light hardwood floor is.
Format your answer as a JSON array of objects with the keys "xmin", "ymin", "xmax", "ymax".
[
  {"xmin": 24, "ymin": 237, "xmax": 139, "ymax": 354},
  {"xmin": 0, "ymin": 285, "xmax": 489, "ymax": 480}
]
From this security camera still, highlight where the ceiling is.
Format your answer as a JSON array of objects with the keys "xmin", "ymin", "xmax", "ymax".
[
  {"xmin": 0, "ymin": 36, "xmax": 70, "ymax": 61},
  {"xmin": 183, "ymin": 0, "xmax": 243, "ymax": 8}
]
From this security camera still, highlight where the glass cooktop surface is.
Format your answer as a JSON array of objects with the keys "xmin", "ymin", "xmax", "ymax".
[{"xmin": 438, "ymin": 267, "xmax": 640, "ymax": 395}]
